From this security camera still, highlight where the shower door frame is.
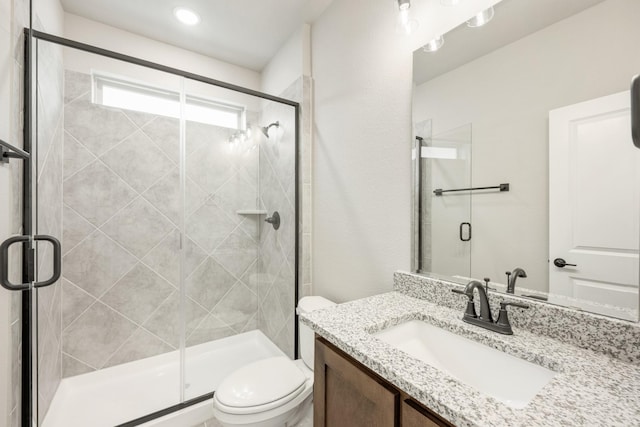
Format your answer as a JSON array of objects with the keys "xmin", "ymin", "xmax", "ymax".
[{"xmin": 23, "ymin": 29, "xmax": 301, "ymax": 427}]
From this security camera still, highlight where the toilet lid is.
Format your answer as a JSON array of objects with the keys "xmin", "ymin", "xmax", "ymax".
[{"xmin": 215, "ymin": 356, "xmax": 307, "ymax": 409}]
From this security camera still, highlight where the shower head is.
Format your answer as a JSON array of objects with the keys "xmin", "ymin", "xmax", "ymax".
[{"xmin": 261, "ymin": 121, "xmax": 280, "ymax": 138}]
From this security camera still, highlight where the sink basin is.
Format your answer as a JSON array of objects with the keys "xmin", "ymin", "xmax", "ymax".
[{"xmin": 373, "ymin": 320, "xmax": 556, "ymax": 409}]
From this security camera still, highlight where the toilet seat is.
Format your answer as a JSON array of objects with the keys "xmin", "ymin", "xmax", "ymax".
[{"xmin": 214, "ymin": 356, "xmax": 307, "ymax": 416}]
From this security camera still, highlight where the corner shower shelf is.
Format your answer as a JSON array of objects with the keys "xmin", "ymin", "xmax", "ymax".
[{"xmin": 236, "ymin": 209, "xmax": 268, "ymax": 215}]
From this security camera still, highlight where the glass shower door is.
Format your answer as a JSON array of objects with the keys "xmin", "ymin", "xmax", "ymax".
[
  {"xmin": 33, "ymin": 38, "xmax": 185, "ymax": 426},
  {"xmin": 419, "ymin": 123, "xmax": 472, "ymax": 279},
  {"xmin": 181, "ymin": 78, "xmax": 298, "ymax": 401}
]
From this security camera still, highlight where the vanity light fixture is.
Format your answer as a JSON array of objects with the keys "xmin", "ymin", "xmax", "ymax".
[
  {"xmin": 467, "ymin": 6, "xmax": 494, "ymax": 28},
  {"xmin": 173, "ymin": 7, "xmax": 200, "ymax": 26},
  {"xmin": 396, "ymin": 0, "xmax": 419, "ymax": 35},
  {"xmin": 422, "ymin": 35, "xmax": 445, "ymax": 53}
]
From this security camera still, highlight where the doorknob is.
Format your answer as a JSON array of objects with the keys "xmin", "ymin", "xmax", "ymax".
[{"xmin": 553, "ymin": 258, "xmax": 577, "ymax": 268}]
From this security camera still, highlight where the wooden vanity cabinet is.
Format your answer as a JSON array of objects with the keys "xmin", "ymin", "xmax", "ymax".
[{"xmin": 314, "ymin": 336, "xmax": 454, "ymax": 427}]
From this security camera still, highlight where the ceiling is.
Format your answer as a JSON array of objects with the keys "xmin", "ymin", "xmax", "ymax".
[
  {"xmin": 413, "ymin": 0, "xmax": 605, "ymax": 85},
  {"xmin": 60, "ymin": 0, "xmax": 334, "ymax": 71}
]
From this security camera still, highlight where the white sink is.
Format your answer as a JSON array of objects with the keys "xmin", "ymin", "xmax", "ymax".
[{"xmin": 373, "ymin": 320, "xmax": 556, "ymax": 409}]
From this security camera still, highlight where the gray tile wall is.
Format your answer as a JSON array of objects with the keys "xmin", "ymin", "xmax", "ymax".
[
  {"xmin": 35, "ymin": 38, "xmax": 65, "ymax": 422},
  {"xmin": 61, "ymin": 70, "xmax": 260, "ymax": 376},
  {"xmin": 256, "ymin": 78, "xmax": 308, "ymax": 358}
]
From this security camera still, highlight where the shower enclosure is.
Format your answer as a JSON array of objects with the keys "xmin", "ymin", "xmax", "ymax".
[
  {"xmin": 3, "ymin": 29, "xmax": 300, "ymax": 427},
  {"xmin": 413, "ymin": 122, "xmax": 472, "ymax": 278}
]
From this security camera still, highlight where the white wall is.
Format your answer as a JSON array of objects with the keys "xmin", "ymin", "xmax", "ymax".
[
  {"xmin": 63, "ymin": 13, "xmax": 261, "ymax": 92},
  {"xmin": 413, "ymin": 0, "xmax": 640, "ymax": 292},
  {"xmin": 33, "ymin": 0, "xmax": 64, "ymax": 34},
  {"xmin": 261, "ymin": 24, "xmax": 311, "ymax": 96},
  {"xmin": 311, "ymin": 0, "xmax": 499, "ymax": 302}
]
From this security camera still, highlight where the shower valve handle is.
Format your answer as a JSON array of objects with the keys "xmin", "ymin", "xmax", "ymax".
[{"xmin": 265, "ymin": 211, "xmax": 280, "ymax": 230}]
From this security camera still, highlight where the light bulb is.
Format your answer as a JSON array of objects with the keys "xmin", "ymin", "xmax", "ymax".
[
  {"xmin": 422, "ymin": 35, "xmax": 444, "ymax": 53},
  {"xmin": 395, "ymin": 0, "xmax": 419, "ymax": 35},
  {"xmin": 467, "ymin": 7, "xmax": 494, "ymax": 28}
]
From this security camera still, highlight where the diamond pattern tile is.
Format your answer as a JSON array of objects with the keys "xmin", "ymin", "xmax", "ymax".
[
  {"xmin": 187, "ymin": 313, "xmax": 236, "ymax": 347},
  {"xmin": 101, "ymin": 198, "xmax": 173, "ymax": 259},
  {"xmin": 104, "ymin": 328, "xmax": 173, "ymax": 368},
  {"xmin": 62, "ymin": 231, "xmax": 137, "ymax": 298},
  {"xmin": 142, "ymin": 116, "xmax": 180, "ymax": 162},
  {"xmin": 212, "ymin": 228, "xmax": 257, "ymax": 278},
  {"xmin": 63, "ymin": 131, "xmax": 95, "ymax": 180},
  {"xmin": 101, "ymin": 130, "xmax": 175, "ymax": 193},
  {"xmin": 186, "ymin": 257, "xmax": 236, "ymax": 311},
  {"xmin": 63, "ymin": 160, "xmax": 137, "ymax": 227},
  {"xmin": 142, "ymin": 292, "xmax": 207, "ymax": 348},
  {"xmin": 61, "ymin": 279, "xmax": 95, "ymax": 329},
  {"xmin": 186, "ymin": 202, "xmax": 238, "ymax": 254},
  {"xmin": 142, "ymin": 167, "xmax": 208, "ymax": 225},
  {"xmin": 62, "ymin": 205, "xmax": 95, "ymax": 255},
  {"xmin": 101, "ymin": 263, "xmax": 174, "ymax": 324},
  {"xmin": 142, "ymin": 229, "xmax": 206, "ymax": 286},
  {"xmin": 62, "ymin": 301, "xmax": 137, "ymax": 368},
  {"xmin": 211, "ymin": 282, "xmax": 257, "ymax": 332},
  {"xmin": 64, "ymin": 94, "xmax": 137, "ymax": 156}
]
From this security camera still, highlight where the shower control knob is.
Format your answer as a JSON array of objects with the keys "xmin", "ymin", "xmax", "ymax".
[{"xmin": 265, "ymin": 211, "xmax": 281, "ymax": 230}]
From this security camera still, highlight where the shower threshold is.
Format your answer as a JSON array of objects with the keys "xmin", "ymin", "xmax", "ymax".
[{"xmin": 42, "ymin": 330, "xmax": 286, "ymax": 427}]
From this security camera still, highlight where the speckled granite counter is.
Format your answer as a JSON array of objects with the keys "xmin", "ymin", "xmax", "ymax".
[{"xmin": 301, "ymin": 290, "xmax": 640, "ymax": 426}]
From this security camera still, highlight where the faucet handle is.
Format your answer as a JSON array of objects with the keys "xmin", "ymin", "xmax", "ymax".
[
  {"xmin": 451, "ymin": 288, "xmax": 477, "ymax": 319},
  {"xmin": 495, "ymin": 301, "xmax": 529, "ymax": 333}
]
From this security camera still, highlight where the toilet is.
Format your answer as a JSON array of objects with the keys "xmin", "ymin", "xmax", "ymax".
[{"xmin": 212, "ymin": 296, "xmax": 336, "ymax": 427}]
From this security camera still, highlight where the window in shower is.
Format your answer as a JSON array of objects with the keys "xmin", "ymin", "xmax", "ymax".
[{"xmin": 93, "ymin": 73, "xmax": 246, "ymax": 129}]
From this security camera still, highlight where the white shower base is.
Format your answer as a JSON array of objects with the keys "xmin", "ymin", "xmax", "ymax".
[{"xmin": 43, "ymin": 330, "xmax": 286, "ymax": 427}]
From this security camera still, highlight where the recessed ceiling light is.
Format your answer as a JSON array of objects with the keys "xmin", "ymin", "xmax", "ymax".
[
  {"xmin": 423, "ymin": 35, "xmax": 444, "ymax": 53},
  {"xmin": 467, "ymin": 7, "xmax": 494, "ymax": 28},
  {"xmin": 173, "ymin": 7, "xmax": 200, "ymax": 26}
]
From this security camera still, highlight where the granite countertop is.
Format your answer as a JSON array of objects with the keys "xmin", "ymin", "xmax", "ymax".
[{"xmin": 300, "ymin": 292, "xmax": 640, "ymax": 427}]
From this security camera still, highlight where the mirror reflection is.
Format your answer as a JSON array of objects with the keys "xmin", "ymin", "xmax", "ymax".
[{"xmin": 412, "ymin": 0, "xmax": 640, "ymax": 321}]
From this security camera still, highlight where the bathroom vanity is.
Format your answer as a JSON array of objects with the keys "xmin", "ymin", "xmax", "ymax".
[
  {"xmin": 302, "ymin": 272, "xmax": 640, "ymax": 427},
  {"xmin": 314, "ymin": 337, "xmax": 453, "ymax": 427}
]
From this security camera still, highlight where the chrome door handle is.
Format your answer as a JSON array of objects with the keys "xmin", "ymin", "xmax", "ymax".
[{"xmin": 553, "ymin": 258, "xmax": 577, "ymax": 268}]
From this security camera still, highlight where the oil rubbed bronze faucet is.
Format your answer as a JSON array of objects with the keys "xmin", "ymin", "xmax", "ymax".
[
  {"xmin": 506, "ymin": 267, "xmax": 527, "ymax": 294},
  {"xmin": 453, "ymin": 280, "xmax": 529, "ymax": 335}
]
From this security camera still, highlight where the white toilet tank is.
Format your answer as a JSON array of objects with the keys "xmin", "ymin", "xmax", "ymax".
[{"xmin": 296, "ymin": 296, "xmax": 335, "ymax": 370}]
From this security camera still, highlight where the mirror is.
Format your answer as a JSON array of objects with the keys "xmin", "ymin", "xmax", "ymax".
[{"xmin": 412, "ymin": 0, "xmax": 640, "ymax": 321}]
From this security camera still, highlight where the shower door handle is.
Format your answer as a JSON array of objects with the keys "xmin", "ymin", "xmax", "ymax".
[
  {"xmin": 0, "ymin": 235, "xmax": 31, "ymax": 291},
  {"xmin": 632, "ymin": 74, "xmax": 640, "ymax": 149},
  {"xmin": 0, "ymin": 234, "xmax": 61, "ymax": 291},
  {"xmin": 459, "ymin": 222, "xmax": 471, "ymax": 241},
  {"xmin": 33, "ymin": 235, "xmax": 62, "ymax": 288}
]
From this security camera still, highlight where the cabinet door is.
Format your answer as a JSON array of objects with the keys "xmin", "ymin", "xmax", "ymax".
[
  {"xmin": 314, "ymin": 337, "xmax": 399, "ymax": 427},
  {"xmin": 401, "ymin": 399, "xmax": 451, "ymax": 427}
]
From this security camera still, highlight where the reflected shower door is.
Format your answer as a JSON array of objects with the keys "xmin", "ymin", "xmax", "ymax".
[{"xmin": 422, "ymin": 124, "xmax": 472, "ymax": 279}]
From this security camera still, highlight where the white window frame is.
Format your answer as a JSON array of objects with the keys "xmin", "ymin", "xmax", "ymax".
[{"xmin": 92, "ymin": 73, "xmax": 246, "ymax": 130}]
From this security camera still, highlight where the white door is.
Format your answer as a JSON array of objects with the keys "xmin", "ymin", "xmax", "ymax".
[{"xmin": 549, "ymin": 91, "xmax": 639, "ymax": 321}]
